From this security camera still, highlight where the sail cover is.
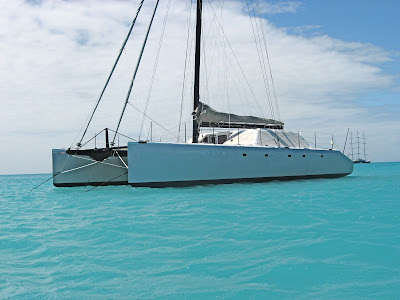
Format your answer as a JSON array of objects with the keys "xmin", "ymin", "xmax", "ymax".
[{"xmin": 194, "ymin": 102, "xmax": 284, "ymax": 129}]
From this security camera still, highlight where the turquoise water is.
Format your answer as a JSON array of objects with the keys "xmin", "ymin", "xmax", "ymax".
[{"xmin": 1, "ymin": 163, "xmax": 399, "ymax": 298}]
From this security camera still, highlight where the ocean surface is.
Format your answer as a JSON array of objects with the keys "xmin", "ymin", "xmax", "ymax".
[{"xmin": 1, "ymin": 163, "xmax": 399, "ymax": 299}]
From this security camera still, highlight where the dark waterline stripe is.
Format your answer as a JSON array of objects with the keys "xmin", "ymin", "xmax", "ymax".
[
  {"xmin": 54, "ymin": 181, "xmax": 128, "ymax": 187},
  {"xmin": 130, "ymin": 173, "xmax": 351, "ymax": 188},
  {"xmin": 54, "ymin": 173, "xmax": 351, "ymax": 188}
]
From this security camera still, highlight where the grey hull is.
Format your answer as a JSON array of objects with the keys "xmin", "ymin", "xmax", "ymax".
[
  {"xmin": 52, "ymin": 149, "xmax": 128, "ymax": 187},
  {"xmin": 128, "ymin": 142, "xmax": 353, "ymax": 187}
]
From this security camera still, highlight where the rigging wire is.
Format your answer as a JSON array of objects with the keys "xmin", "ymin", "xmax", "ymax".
[
  {"xmin": 202, "ymin": 0, "xmax": 224, "ymax": 112},
  {"xmin": 207, "ymin": 32, "xmax": 256, "ymax": 116},
  {"xmin": 251, "ymin": 0, "xmax": 275, "ymax": 120},
  {"xmin": 201, "ymin": 2, "xmax": 255, "ymax": 117},
  {"xmin": 177, "ymin": 0, "xmax": 194, "ymax": 142},
  {"xmin": 253, "ymin": 0, "xmax": 281, "ymax": 120},
  {"xmin": 203, "ymin": 0, "xmax": 225, "ymax": 109},
  {"xmin": 200, "ymin": 0, "xmax": 224, "ymax": 108},
  {"xmin": 205, "ymin": 0, "xmax": 267, "ymax": 121},
  {"xmin": 138, "ymin": 0, "xmax": 172, "ymax": 140},
  {"xmin": 246, "ymin": 0, "xmax": 275, "ymax": 121},
  {"xmin": 127, "ymin": 102, "xmax": 184, "ymax": 142},
  {"xmin": 113, "ymin": 0, "xmax": 160, "ymax": 144},
  {"xmin": 75, "ymin": 0, "xmax": 145, "ymax": 148},
  {"xmin": 149, "ymin": 124, "xmax": 183, "ymax": 142},
  {"xmin": 201, "ymin": 27, "xmax": 210, "ymax": 109},
  {"xmin": 219, "ymin": 1, "xmax": 232, "ymax": 124},
  {"xmin": 108, "ymin": 129, "xmax": 137, "ymax": 142}
]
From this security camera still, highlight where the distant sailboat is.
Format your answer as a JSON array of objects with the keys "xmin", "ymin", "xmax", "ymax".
[
  {"xmin": 52, "ymin": 0, "xmax": 353, "ymax": 187},
  {"xmin": 349, "ymin": 130, "xmax": 370, "ymax": 164}
]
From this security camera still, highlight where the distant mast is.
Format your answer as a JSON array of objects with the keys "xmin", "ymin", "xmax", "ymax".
[
  {"xmin": 357, "ymin": 130, "xmax": 361, "ymax": 161},
  {"xmin": 363, "ymin": 132, "xmax": 367, "ymax": 161},
  {"xmin": 192, "ymin": 0, "xmax": 202, "ymax": 143}
]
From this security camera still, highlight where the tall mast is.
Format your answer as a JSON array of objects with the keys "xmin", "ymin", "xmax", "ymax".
[
  {"xmin": 192, "ymin": 0, "xmax": 202, "ymax": 143},
  {"xmin": 363, "ymin": 132, "xmax": 367, "ymax": 160},
  {"xmin": 357, "ymin": 130, "xmax": 360, "ymax": 160}
]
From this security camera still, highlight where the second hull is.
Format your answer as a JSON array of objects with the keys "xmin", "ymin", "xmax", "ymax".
[{"xmin": 52, "ymin": 149, "xmax": 128, "ymax": 187}]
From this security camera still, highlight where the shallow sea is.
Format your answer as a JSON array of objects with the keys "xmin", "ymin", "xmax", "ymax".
[{"xmin": 0, "ymin": 163, "xmax": 399, "ymax": 298}]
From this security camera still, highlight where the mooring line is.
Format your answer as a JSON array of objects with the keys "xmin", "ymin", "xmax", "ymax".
[{"xmin": 84, "ymin": 171, "xmax": 129, "ymax": 192}]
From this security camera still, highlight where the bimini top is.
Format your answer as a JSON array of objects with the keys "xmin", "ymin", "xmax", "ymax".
[{"xmin": 194, "ymin": 102, "xmax": 284, "ymax": 129}]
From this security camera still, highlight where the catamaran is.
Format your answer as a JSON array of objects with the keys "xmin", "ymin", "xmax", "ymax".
[{"xmin": 52, "ymin": 0, "xmax": 353, "ymax": 187}]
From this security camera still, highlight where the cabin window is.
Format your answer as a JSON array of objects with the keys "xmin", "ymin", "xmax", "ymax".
[
  {"xmin": 243, "ymin": 153, "xmax": 247, "ymax": 157},
  {"xmin": 210, "ymin": 136, "xmax": 216, "ymax": 144},
  {"xmin": 218, "ymin": 135, "xmax": 227, "ymax": 144},
  {"xmin": 202, "ymin": 136, "xmax": 208, "ymax": 143}
]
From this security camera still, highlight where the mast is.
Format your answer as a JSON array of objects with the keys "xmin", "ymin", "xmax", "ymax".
[
  {"xmin": 192, "ymin": 0, "xmax": 202, "ymax": 143},
  {"xmin": 357, "ymin": 130, "xmax": 360, "ymax": 161},
  {"xmin": 363, "ymin": 131, "xmax": 367, "ymax": 161}
]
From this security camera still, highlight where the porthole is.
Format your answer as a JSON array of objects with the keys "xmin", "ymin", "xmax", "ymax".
[
  {"xmin": 321, "ymin": 155, "xmax": 324, "ymax": 158},
  {"xmin": 288, "ymin": 154, "xmax": 292, "ymax": 157},
  {"xmin": 265, "ymin": 154, "xmax": 269, "ymax": 157},
  {"xmin": 243, "ymin": 153, "xmax": 247, "ymax": 157},
  {"xmin": 303, "ymin": 155, "xmax": 306, "ymax": 157}
]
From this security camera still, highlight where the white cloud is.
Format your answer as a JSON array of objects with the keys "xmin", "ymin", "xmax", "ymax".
[
  {"xmin": 253, "ymin": 1, "xmax": 301, "ymax": 14},
  {"xmin": 0, "ymin": 0, "xmax": 399, "ymax": 174}
]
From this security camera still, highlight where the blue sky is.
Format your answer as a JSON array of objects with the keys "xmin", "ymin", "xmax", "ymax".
[
  {"xmin": 0, "ymin": 0, "xmax": 399, "ymax": 174},
  {"xmin": 262, "ymin": 0, "xmax": 400, "ymax": 134},
  {"xmin": 279, "ymin": 0, "xmax": 400, "ymax": 95},
  {"xmin": 268, "ymin": 1, "xmax": 400, "ymax": 49},
  {"xmin": 267, "ymin": 0, "xmax": 400, "ymax": 98},
  {"xmin": 267, "ymin": 1, "xmax": 400, "ymax": 79}
]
